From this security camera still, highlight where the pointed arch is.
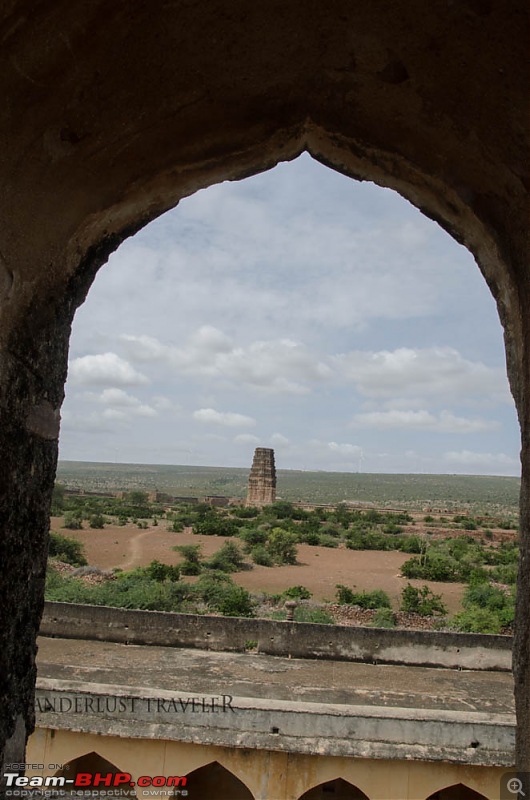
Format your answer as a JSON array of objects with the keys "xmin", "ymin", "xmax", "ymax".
[
  {"xmin": 298, "ymin": 777, "xmax": 370, "ymax": 800},
  {"xmin": 184, "ymin": 761, "xmax": 255, "ymax": 799},
  {"xmin": 55, "ymin": 752, "xmax": 136, "ymax": 797},
  {"xmin": 425, "ymin": 784, "xmax": 488, "ymax": 800}
]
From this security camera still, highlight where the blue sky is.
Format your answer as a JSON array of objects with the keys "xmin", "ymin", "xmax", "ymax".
[{"xmin": 59, "ymin": 153, "xmax": 520, "ymax": 476}]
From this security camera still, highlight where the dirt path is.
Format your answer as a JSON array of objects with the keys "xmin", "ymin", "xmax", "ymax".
[
  {"xmin": 50, "ymin": 518, "xmax": 466, "ymax": 612},
  {"xmin": 119, "ymin": 528, "xmax": 157, "ymax": 571}
]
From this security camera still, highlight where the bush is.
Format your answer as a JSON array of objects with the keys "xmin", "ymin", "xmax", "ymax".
[
  {"xmin": 250, "ymin": 545, "xmax": 273, "ymax": 566},
  {"xmin": 48, "ymin": 531, "xmax": 87, "ymax": 566},
  {"xmin": 267, "ymin": 528, "xmax": 298, "ymax": 565},
  {"xmin": 318, "ymin": 534, "xmax": 339, "ymax": 548},
  {"xmin": 89, "ymin": 514, "xmax": 105, "ymax": 529},
  {"xmin": 371, "ymin": 608, "xmax": 396, "ymax": 628},
  {"xmin": 144, "ymin": 560, "xmax": 181, "ymax": 582},
  {"xmin": 451, "ymin": 607, "xmax": 503, "ymax": 634},
  {"xmin": 195, "ymin": 572, "xmax": 255, "ymax": 617},
  {"xmin": 282, "ymin": 585, "xmax": 312, "ymax": 600},
  {"xmin": 63, "ymin": 511, "xmax": 83, "ymax": 530},
  {"xmin": 294, "ymin": 606, "xmax": 334, "ymax": 624},
  {"xmin": 206, "ymin": 541, "xmax": 246, "ymax": 573},
  {"xmin": 398, "ymin": 535, "xmax": 424, "ymax": 554},
  {"xmin": 239, "ymin": 527, "xmax": 269, "ymax": 551},
  {"xmin": 335, "ymin": 585, "xmax": 391, "ymax": 609},
  {"xmin": 400, "ymin": 584, "xmax": 447, "ymax": 616},
  {"xmin": 173, "ymin": 544, "xmax": 203, "ymax": 575},
  {"xmin": 193, "ymin": 514, "xmax": 238, "ymax": 537}
]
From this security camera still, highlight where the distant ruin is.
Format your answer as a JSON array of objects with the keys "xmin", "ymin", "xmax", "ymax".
[{"xmin": 246, "ymin": 448, "xmax": 276, "ymax": 506}]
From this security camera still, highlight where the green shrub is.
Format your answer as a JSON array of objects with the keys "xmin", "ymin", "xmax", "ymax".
[
  {"xmin": 89, "ymin": 514, "xmax": 105, "ymax": 529},
  {"xmin": 63, "ymin": 511, "xmax": 83, "ymax": 530},
  {"xmin": 206, "ymin": 541, "xmax": 246, "ymax": 573},
  {"xmin": 250, "ymin": 545, "xmax": 273, "ymax": 566},
  {"xmin": 267, "ymin": 528, "xmax": 298, "ymax": 565},
  {"xmin": 451, "ymin": 607, "xmax": 503, "ymax": 634},
  {"xmin": 231, "ymin": 506, "xmax": 259, "ymax": 518},
  {"xmin": 48, "ymin": 531, "xmax": 87, "ymax": 566},
  {"xmin": 195, "ymin": 572, "xmax": 255, "ymax": 617},
  {"xmin": 318, "ymin": 534, "xmax": 339, "ymax": 548},
  {"xmin": 400, "ymin": 584, "xmax": 447, "ymax": 616},
  {"xmin": 144, "ymin": 560, "xmax": 181, "ymax": 582},
  {"xmin": 193, "ymin": 514, "xmax": 238, "ymax": 537},
  {"xmin": 294, "ymin": 607, "xmax": 334, "ymax": 624},
  {"xmin": 298, "ymin": 529, "xmax": 321, "ymax": 546},
  {"xmin": 282, "ymin": 585, "xmax": 312, "ymax": 600},
  {"xmin": 173, "ymin": 544, "xmax": 203, "ymax": 575},
  {"xmin": 399, "ymin": 535, "xmax": 424, "ymax": 554},
  {"xmin": 239, "ymin": 527, "xmax": 269, "ymax": 551},
  {"xmin": 335, "ymin": 585, "xmax": 391, "ymax": 609},
  {"xmin": 371, "ymin": 608, "xmax": 396, "ymax": 628}
]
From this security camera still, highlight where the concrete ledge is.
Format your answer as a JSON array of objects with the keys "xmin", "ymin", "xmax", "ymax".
[
  {"xmin": 41, "ymin": 601, "xmax": 513, "ymax": 671},
  {"xmin": 35, "ymin": 678, "xmax": 515, "ymax": 767}
]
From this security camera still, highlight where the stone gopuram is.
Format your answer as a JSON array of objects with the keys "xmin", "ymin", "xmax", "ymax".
[{"xmin": 246, "ymin": 448, "xmax": 276, "ymax": 507}]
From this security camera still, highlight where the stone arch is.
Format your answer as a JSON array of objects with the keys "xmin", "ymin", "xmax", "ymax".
[
  {"xmin": 184, "ymin": 761, "xmax": 254, "ymax": 799},
  {"xmin": 298, "ymin": 777, "xmax": 370, "ymax": 800},
  {"xmin": 425, "ymin": 784, "xmax": 488, "ymax": 800},
  {"xmin": 0, "ymin": 0, "xmax": 527, "ymax": 781},
  {"xmin": 54, "ymin": 751, "xmax": 136, "ymax": 796}
]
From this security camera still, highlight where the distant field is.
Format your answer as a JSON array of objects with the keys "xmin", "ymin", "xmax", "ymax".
[{"xmin": 56, "ymin": 461, "xmax": 521, "ymax": 513}]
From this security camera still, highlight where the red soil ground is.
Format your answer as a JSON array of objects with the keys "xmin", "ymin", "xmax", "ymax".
[{"xmin": 50, "ymin": 519, "xmax": 466, "ymax": 612}]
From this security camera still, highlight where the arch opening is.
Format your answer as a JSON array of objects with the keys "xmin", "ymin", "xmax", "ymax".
[
  {"xmin": 184, "ymin": 761, "xmax": 254, "ymax": 799},
  {"xmin": 54, "ymin": 752, "xmax": 136, "ymax": 797},
  {"xmin": 0, "ymin": 1, "xmax": 526, "ymax": 777},
  {"xmin": 297, "ymin": 777, "xmax": 370, "ymax": 800},
  {"xmin": 425, "ymin": 783, "xmax": 488, "ymax": 800}
]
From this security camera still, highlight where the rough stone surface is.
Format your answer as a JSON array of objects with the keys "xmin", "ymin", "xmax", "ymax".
[
  {"xmin": 40, "ymin": 602, "xmax": 513, "ymax": 672},
  {"xmin": 0, "ymin": 0, "xmax": 528, "ymax": 781},
  {"xmin": 35, "ymin": 637, "xmax": 516, "ymax": 765},
  {"xmin": 247, "ymin": 448, "xmax": 276, "ymax": 507}
]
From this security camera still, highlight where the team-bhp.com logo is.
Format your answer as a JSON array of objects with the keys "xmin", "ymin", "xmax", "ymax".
[{"xmin": 3, "ymin": 773, "xmax": 188, "ymax": 795}]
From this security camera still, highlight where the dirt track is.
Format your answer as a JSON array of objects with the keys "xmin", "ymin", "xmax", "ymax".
[{"xmin": 50, "ymin": 519, "xmax": 466, "ymax": 612}]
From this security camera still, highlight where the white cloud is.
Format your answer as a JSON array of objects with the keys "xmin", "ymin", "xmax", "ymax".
[
  {"xmin": 234, "ymin": 434, "xmax": 260, "ymax": 445},
  {"xmin": 98, "ymin": 388, "xmax": 140, "ymax": 407},
  {"xmin": 121, "ymin": 329, "xmax": 330, "ymax": 395},
  {"xmin": 271, "ymin": 433, "xmax": 290, "ymax": 447},
  {"xmin": 444, "ymin": 450, "xmax": 519, "ymax": 468},
  {"xmin": 333, "ymin": 347, "xmax": 509, "ymax": 403},
  {"xmin": 96, "ymin": 388, "xmax": 157, "ymax": 419},
  {"xmin": 69, "ymin": 353, "xmax": 148, "ymax": 387},
  {"xmin": 352, "ymin": 409, "xmax": 498, "ymax": 433},
  {"xmin": 193, "ymin": 408, "xmax": 256, "ymax": 428}
]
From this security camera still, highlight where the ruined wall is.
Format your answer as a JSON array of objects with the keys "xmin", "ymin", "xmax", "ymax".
[
  {"xmin": 40, "ymin": 602, "xmax": 512, "ymax": 671},
  {"xmin": 246, "ymin": 448, "xmax": 276, "ymax": 507}
]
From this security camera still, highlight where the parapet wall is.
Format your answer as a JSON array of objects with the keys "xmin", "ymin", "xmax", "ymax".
[{"xmin": 41, "ymin": 602, "xmax": 512, "ymax": 671}]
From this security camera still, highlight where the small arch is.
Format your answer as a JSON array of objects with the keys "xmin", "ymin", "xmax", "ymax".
[
  {"xmin": 298, "ymin": 778, "xmax": 370, "ymax": 800},
  {"xmin": 55, "ymin": 752, "xmax": 136, "ymax": 797},
  {"xmin": 425, "ymin": 784, "xmax": 488, "ymax": 800},
  {"xmin": 184, "ymin": 761, "xmax": 255, "ymax": 799}
]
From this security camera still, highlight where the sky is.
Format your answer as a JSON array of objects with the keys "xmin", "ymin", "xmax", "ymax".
[{"xmin": 59, "ymin": 153, "xmax": 521, "ymax": 476}]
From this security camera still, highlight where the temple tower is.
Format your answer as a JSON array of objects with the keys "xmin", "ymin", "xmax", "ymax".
[{"xmin": 246, "ymin": 448, "xmax": 276, "ymax": 506}]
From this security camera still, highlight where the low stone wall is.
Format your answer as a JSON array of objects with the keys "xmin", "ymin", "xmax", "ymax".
[{"xmin": 40, "ymin": 601, "xmax": 512, "ymax": 671}]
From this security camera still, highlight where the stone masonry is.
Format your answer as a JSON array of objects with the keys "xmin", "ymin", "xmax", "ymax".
[{"xmin": 246, "ymin": 448, "xmax": 276, "ymax": 507}]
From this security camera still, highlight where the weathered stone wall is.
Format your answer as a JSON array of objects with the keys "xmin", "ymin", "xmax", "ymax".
[
  {"xmin": 40, "ymin": 602, "xmax": 512, "ymax": 672},
  {"xmin": 246, "ymin": 448, "xmax": 276, "ymax": 506}
]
